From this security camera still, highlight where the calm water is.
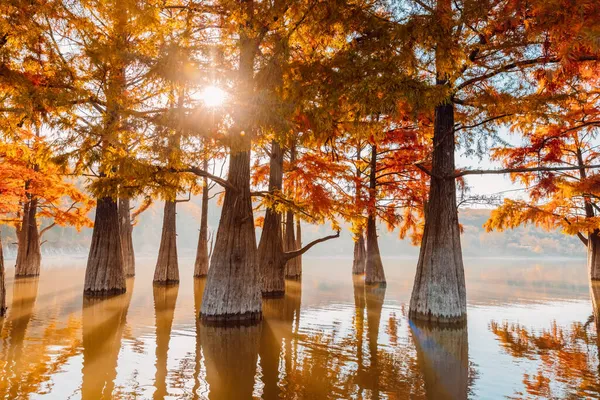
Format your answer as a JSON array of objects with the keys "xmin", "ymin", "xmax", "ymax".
[{"xmin": 0, "ymin": 256, "xmax": 598, "ymax": 399}]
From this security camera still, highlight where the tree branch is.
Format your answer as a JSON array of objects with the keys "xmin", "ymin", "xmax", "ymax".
[
  {"xmin": 172, "ymin": 167, "xmax": 235, "ymax": 191},
  {"xmin": 283, "ymin": 230, "xmax": 340, "ymax": 261},
  {"xmin": 454, "ymin": 164, "xmax": 600, "ymax": 178}
]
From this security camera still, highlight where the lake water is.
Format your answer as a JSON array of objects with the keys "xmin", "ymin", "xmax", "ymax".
[{"xmin": 0, "ymin": 256, "xmax": 598, "ymax": 399}]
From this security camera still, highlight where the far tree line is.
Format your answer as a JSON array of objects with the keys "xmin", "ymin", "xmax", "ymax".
[{"xmin": 1, "ymin": 0, "xmax": 599, "ymax": 325}]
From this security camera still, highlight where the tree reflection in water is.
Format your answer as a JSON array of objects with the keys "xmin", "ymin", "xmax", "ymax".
[
  {"xmin": 152, "ymin": 284, "xmax": 179, "ymax": 400},
  {"xmin": 81, "ymin": 279, "xmax": 133, "ymax": 399},
  {"xmin": 489, "ymin": 283, "xmax": 600, "ymax": 398}
]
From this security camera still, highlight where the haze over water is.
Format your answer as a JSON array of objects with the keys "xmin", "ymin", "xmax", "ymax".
[{"xmin": 0, "ymin": 256, "xmax": 597, "ymax": 399}]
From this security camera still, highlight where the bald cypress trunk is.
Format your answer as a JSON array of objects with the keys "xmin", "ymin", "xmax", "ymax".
[
  {"xmin": 589, "ymin": 231, "xmax": 600, "ymax": 280},
  {"xmin": 365, "ymin": 145, "xmax": 386, "ymax": 286},
  {"xmin": 200, "ymin": 150, "xmax": 262, "ymax": 324},
  {"xmin": 284, "ymin": 211, "xmax": 301, "ymax": 280},
  {"xmin": 353, "ymin": 233, "xmax": 366, "ymax": 275},
  {"xmin": 409, "ymin": 102, "xmax": 466, "ymax": 324},
  {"xmin": 15, "ymin": 198, "xmax": 41, "ymax": 277},
  {"xmin": 412, "ymin": 322, "xmax": 469, "ymax": 399},
  {"xmin": 84, "ymin": 197, "xmax": 126, "ymax": 297},
  {"xmin": 0, "ymin": 234, "xmax": 6, "ymax": 317},
  {"xmin": 119, "ymin": 198, "xmax": 135, "ymax": 277},
  {"xmin": 154, "ymin": 201, "xmax": 179, "ymax": 285},
  {"xmin": 296, "ymin": 218, "xmax": 302, "ymax": 270},
  {"xmin": 194, "ymin": 158, "xmax": 210, "ymax": 277},
  {"xmin": 152, "ymin": 284, "xmax": 179, "ymax": 399},
  {"xmin": 258, "ymin": 140, "xmax": 286, "ymax": 297}
]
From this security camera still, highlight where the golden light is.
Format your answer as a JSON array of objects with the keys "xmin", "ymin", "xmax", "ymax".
[{"xmin": 198, "ymin": 85, "xmax": 227, "ymax": 108}]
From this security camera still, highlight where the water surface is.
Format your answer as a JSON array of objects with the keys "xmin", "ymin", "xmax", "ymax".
[{"xmin": 0, "ymin": 256, "xmax": 597, "ymax": 399}]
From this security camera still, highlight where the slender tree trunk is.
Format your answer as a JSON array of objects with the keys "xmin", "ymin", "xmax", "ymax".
[
  {"xmin": 589, "ymin": 230, "xmax": 600, "ymax": 280},
  {"xmin": 154, "ymin": 201, "xmax": 179, "ymax": 285},
  {"xmin": 153, "ymin": 284, "xmax": 179, "ymax": 400},
  {"xmin": 258, "ymin": 140, "xmax": 286, "ymax": 297},
  {"xmin": 119, "ymin": 198, "xmax": 135, "ymax": 277},
  {"xmin": 15, "ymin": 198, "xmax": 41, "ymax": 277},
  {"xmin": 411, "ymin": 322, "xmax": 469, "ymax": 399},
  {"xmin": 409, "ymin": 101, "xmax": 466, "ymax": 324},
  {"xmin": 353, "ymin": 233, "xmax": 367, "ymax": 275},
  {"xmin": 85, "ymin": 197, "xmax": 126, "ymax": 297},
  {"xmin": 296, "ymin": 217, "xmax": 302, "ymax": 271},
  {"xmin": 284, "ymin": 211, "xmax": 301, "ymax": 279},
  {"xmin": 0, "ymin": 234, "xmax": 5, "ymax": 317},
  {"xmin": 201, "ymin": 324, "xmax": 261, "ymax": 399},
  {"xmin": 194, "ymin": 158, "xmax": 210, "ymax": 277},
  {"xmin": 200, "ymin": 150, "xmax": 262, "ymax": 324},
  {"xmin": 365, "ymin": 145, "xmax": 386, "ymax": 286},
  {"xmin": 81, "ymin": 282, "xmax": 133, "ymax": 399}
]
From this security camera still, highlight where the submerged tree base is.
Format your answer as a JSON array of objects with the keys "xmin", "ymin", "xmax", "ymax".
[
  {"xmin": 83, "ymin": 287, "xmax": 127, "ymax": 298},
  {"xmin": 409, "ymin": 310, "xmax": 467, "ymax": 325},
  {"xmin": 200, "ymin": 311, "xmax": 262, "ymax": 326},
  {"xmin": 262, "ymin": 290, "xmax": 285, "ymax": 298}
]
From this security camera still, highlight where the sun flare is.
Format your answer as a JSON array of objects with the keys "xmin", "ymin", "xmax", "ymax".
[{"xmin": 198, "ymin": 85, "xmax": 227, "ymax": 108}]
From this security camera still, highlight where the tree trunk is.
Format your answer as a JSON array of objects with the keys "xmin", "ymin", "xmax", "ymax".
[
  {"xmin": 119, "ymin": 198, "xmax": 135, "ymax": 277},
  {"xmin": 352, "ymin": 232, "xmax": 367, "ymax": 275},
  {"xmin": 194, "ymin": 158, "xmax": 210, "ymax": 277},
  {"xmin": 201, "ymin": 324, "xmax": 261, "ymax": 399},
  {"xmin": 411, "ymin": 322, "xmax": 469, "ymax": 399},
  {"xmin": 81, "ymin": 282, "xmax": 133, "ymax": 399},
  {"xmin": 85, "ymin": 197, "xmax": 126, "ymax": 297},
  {"xmin": 258, "ymin": 140, "xmax": 286, "ymax": 297},
  {"xmin": 296, "ymin": 217, "xmax": 302, "ymax": 271},
  {"xmin": 200, "ymin": 150, "xmax": 262, "ymax": 324},
  {"xmin": 284, "ymin": 211, "xmax": 301, "ymax": 280},
  {"xmin": 365, "ymin": 145, "xmax": 386, "ymax": 286},
  {"xmin": 589, "ymin": 230, "xmax": 600, "ymax": 280},
  {"xmin": 15, "ymin": 198, "xmax": 41, "ymax": 277},
  {"xmin": 152, "ymin": 284, "xmax": 179, "ymax": 400},
  {"xmin": 154, "ymin": 201, "xmax": 179, "ymax": 285},
  {"xmin": 409, "ymin": 102, "xmax": 466, "ymax": 324},
  {"xmin": 0, "ymin": 234, "xmax": 5, "ymax": 317}
]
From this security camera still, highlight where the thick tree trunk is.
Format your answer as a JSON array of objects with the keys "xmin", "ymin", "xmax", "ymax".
[
  {"xmin": 365, "ymin": 145, "xmax": 386, "ymax": 286},
  {"xmin": 81, "ymin": 281, "xmax": 133, "ymax": 399},
  {"xmin": 352, "ymin": 233, "xmax": 367, "ymax": 275},
  {"xmin": 258, "ymin": 140, "xmax": 286, "ymax": 297},
  {"xmin": 365, "ymin": 285, "xmax": 386, "ymax": 395},
  {"xmin": 15, "ymin": 198, "xmax": 41, "ymax": 277},
  {"xmin": 154, "ymin": 201, "xmax": 179, "ymax": 285},
  {"xmin": 119, "ymin": 198, "xmax": 135, "ymax": 277},
  {"xmin": 194, "ymin": 159, "xmax": 210, "ymax": 277},
  {"xmin": 0, "ymin": 234, "xmax": 5, "ymax": 317},
  {"xmin": 284, "ymin": 211, "xmax": 301, "ymax": 280},
  {"xmin": 588, "ymin": 230, "xmax": 600, "ymax": 280},
  {"xmin": 201, "ymin": 324, "xmax": 261, "ymax": 399},
  {"xmin": 152, "ymin": 284, "xmax": 179, "ymax": 400},
  {"xmin": 411, "ymin": 322, "xmax": 469, "ymax": 399},
  {"xmin": 200, "ymin": 150, "xmax": 262, "ymax": 324},
  {"xmin": 409, "ymin": 102, "xmax": 466, "ymax": 324},
  {"xmin": 85, "ymin": 197, "xmax": 126, "ymax": 297}
]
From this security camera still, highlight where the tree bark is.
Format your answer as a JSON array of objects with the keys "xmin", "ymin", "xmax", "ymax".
[
  {"xmin": 296, "ymin": 217, "xmax": 302, "ymax": 271},
  {"xmin": 284, "ymin": 210, "xmax": 301, "ymax": 280},
  {"xmin": 589, "ymin": 230, "xmax": 600, "ymax": 280},
  {"xmin": 200, "ymin": 150, "xmax": 262, "ymax": 324},
  {"xmin": 15, "ymin": 198, "xmax": 41, "ymax": 277},
  {"xmin": 411, "ymin": 322, "xmax": 469, "ymax": 399},
  {"xmin": 85, "ymin": 197, "xmax": 126, "ymax": 297},
  {"xmin": 154, "ymin": 201, "xmax": 179, "ymax": 285},
  {"xmin": 201, "ymin": 324, "xmax": 261, "ymax": 399},
  {"xmin": 81, "ymin": 281, "xmax": 133, "ymax": 399},
  {"xmin": 0, "ymin": 233, "xmax": 5, "ymax": 317},
  {"xmin": 119, "ymin": 198, "xmax": 135, "ymax": 277},
  {"xmin": 258, "ymin": 140, "xmax": 286, "ymax": 297},
  {"xmin": 365, "ymin": 145, "xmax": 386, "ymax": 286},
  {"xmin": 194, "ymin": 158, "xmax": 210, "ymax": 277},
  {"xmin": 352, "ymin": 232, "xmax": 366, "ymax": 275},
  {"xmin": 152, "ymin": 284, "xmax": 179, "ymax": 400}
]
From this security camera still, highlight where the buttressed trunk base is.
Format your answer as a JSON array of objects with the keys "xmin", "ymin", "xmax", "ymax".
[
  {"xmin": 409, "ymin": 103, "xmax": 466, "ymax": 325},
  {"xmin": 154, "ymin": 201, "xmax": 179, "ymax": 285},
  {"xmin": 84, "ymin": 197, "xmax": 126, "ymax": 297},
  {"xmin": 589, "ymin": 230, "xmax": 600, "ymax": 280},
  {"xmin": 352, "ymin": 233, "xmax": 366, "ymax": 275},
  {"xmin": 200, "ymin": 150, "xmax": 262, "ymax": 325},
  {"xmin": 118, "ymin": 198, "xmax": 135, "ymax": 277},
  {"xmin": 15, "ymin": 199, "xmax": 42, "ymax": 277}
]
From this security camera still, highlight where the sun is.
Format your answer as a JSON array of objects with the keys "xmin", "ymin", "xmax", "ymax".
[{"xmin": 198, "ymin": 85, "xmax": 227, "ymax": 108}]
